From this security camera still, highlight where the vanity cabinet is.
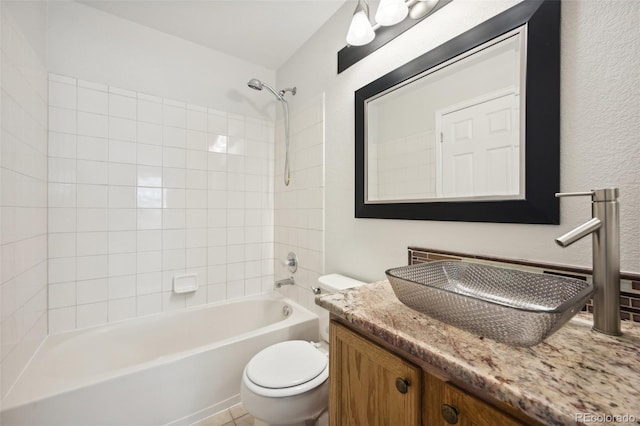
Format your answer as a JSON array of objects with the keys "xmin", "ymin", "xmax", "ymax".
[
  {"xmin": 329, "ymin": 320, "xmax": 422, "ymax": 425},
  {"xmin": 329, "ymin": 321, "xmax": 531, "ymax": 426}
]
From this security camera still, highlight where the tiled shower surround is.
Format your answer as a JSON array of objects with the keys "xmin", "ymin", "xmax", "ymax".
[
  {"xmin": 0, "ymin": 7, "xmax": 49, "ymax": 398},
  {"xmin": 274, "ymin": 94, "xmax": 325, "ymax": 314},
  {"xmin": 47, "ymin": 73, "xmax": 275, "ymax": 332}
]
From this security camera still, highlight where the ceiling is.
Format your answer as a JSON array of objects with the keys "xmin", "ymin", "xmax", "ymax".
[{"xmin": 78, "ymin": 0, "xmax": 350, "ymax": 70}]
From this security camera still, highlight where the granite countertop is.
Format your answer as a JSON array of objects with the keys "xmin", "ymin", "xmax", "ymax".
[{"xmin": 316, "ymin": 281, "xmax": 640, "ymax": 426}]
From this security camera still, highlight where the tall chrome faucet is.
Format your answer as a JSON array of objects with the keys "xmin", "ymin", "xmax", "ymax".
[{"xmin": 555, "ymin": 188, "xmax": 621, "ymax": 336}]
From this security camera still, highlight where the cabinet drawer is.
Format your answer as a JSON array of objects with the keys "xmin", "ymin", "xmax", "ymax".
[{"xmin": 425, "ymin": 374, "xmax": 524, "ymax": 426}]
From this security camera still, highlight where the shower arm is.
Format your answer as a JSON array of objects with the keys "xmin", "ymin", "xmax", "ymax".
[
  {"xmin": 262, "ymin": 83, "xmax": 285, "ymax": 101},
  {"xmin": 279, "ymin": 87, "xmax": 297, "ymax": 97}
]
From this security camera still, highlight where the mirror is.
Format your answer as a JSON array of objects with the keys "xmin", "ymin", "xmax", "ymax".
[
  {"xmin": 367, "ymin": 28, "xmax": 525, "ymax": 202},
  {"xmin": 355, "ymin": 0, "xmax": 560, "ymax": 223}
]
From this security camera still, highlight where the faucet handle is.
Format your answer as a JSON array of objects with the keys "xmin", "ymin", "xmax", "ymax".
[
  {"xmin": 556, "ymin": 188, "xmax": 619, "ymax": 202},
  {"xmin": 555, "ymin": 191, "xmax": 594, "ymax": 198}
]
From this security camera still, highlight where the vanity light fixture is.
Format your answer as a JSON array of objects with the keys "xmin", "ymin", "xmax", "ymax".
[
  {"xmin": 375, "ymin": 0, "xmax": 409, "ymax": 26},
  {"xmin": 346, "ymin": 0, "xmax": 375, "ymax": 46},
  {"xmin": 409, "ymin": 0, "xmax": 439, "ymax": 20},
  {"xmin": 346, "ymin": 0, "xmax": 440, "ymax": 46}
]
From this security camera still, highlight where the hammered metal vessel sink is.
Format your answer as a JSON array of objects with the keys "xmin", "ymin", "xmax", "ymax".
[{"xmin": 385, "ymin": 261, "xmax": 595, "ymax": 347}]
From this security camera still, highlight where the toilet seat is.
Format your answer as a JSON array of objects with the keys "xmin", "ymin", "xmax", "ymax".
[{"xmin": 244, "ymin": 340, "xmax": 329, "ymax": 398}]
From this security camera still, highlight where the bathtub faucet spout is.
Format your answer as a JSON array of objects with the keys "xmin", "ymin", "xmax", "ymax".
[{"xmin": 275, "ymin": 277, "xmax": 295, "ymax": 289}]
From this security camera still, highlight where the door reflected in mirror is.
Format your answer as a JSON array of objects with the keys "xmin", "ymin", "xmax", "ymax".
[{"xmin": 366, "ymin": 27, "xmax": 525, "ymax": 203}]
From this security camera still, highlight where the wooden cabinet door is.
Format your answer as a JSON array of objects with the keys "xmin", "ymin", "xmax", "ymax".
[
  {"xmin": 424, "ymin": 374, "xmax": 524, "ymax": 426},
  {"xmin": 329, "ymin": 321, "xmax": 421, "ymax": 426}
]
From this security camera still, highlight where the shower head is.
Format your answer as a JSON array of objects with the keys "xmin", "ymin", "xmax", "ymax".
[
  {"xmin": 247, "ymin": 78, "xmax": 263, "ymax": 91},
  {"xmin": 247, "ymin": 78, "xmax": 296, "ymax": 101},
  {"xmin": 247, "ymin": 78, "xmax": 282, "ymax": 100}
]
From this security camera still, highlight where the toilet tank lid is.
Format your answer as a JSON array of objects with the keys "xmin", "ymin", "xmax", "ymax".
[{"xmin": 317, "ymin": 274, "xmax": 366, "ymax": 292}]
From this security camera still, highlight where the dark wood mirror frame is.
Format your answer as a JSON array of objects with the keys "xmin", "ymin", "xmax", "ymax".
[{"xmin": 355, "ymin": 0, "xmax": 560, "ymax": 224}]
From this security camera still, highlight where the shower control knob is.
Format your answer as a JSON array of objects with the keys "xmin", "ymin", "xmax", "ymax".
[{"xmin": 285, "ymin": 252, "xmax": 298, "ymax": 273}]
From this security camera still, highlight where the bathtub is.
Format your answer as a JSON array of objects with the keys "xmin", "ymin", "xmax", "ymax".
[{"xmin": 1, "ymin": 292, "xmax": 319, "ymax": 425}]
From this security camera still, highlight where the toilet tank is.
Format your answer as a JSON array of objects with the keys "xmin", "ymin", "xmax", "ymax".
[{"xmin": 316, "ymin": 274, "xmax": 366, "ymax": 343}]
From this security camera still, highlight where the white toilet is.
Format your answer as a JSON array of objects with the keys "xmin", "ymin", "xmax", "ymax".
[{"xmin": 240, "ymin": 274, "xmax": 365, "ymax": 426}]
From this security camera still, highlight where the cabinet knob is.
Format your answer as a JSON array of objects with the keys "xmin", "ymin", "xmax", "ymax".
[
  {"xmin": 441, "ymin": 404, "xmax": 459, "ymax": 424},
  {"xmin": 395, "ymin": 377, "xmax": 410, "ymax": 394}
]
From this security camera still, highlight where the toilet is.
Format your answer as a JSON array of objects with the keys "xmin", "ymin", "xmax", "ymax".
[{"xmin": 240, "ymin": 274, "xmax": 365, "ymax": 426}]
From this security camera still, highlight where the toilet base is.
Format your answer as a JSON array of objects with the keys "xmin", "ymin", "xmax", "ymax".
[
  {"xmin": 240, "ymin": 379, "xmax": 328, "ymax": 426},
  {"xmin": 252, "ymin": 404, "xmax": 328, "ymax": 426},
  {"xmin": 316, "ymin": 410, "xmax": 328, "ymax": 426},
  {"xmin": 254, "ymin": 420, "xmax": 316, "ymax": 426}
]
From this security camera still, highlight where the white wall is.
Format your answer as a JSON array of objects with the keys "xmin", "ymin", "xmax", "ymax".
[
  {"xmin": 277, "ymin": 0, "xmax": 640, "ymax": 282},
  {"xmin": 46, "ymin": 1, "xmax": 277, "ymax": 122},
  {"xmin": 0, "ymin": 0, "xmax": 48, "ymax": 399}
]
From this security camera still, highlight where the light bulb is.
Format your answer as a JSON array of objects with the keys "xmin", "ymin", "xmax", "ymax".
[
  {"xmin": 346, "ymin": 10, "xmax": 375, "ymax": 46},
  {"xmin": 375, "ymin": 0, "xmax": 409, "ymax": 26},
  {"xmin": 409, "ymin": 0, "xmax": 439, "ymax": 20}
]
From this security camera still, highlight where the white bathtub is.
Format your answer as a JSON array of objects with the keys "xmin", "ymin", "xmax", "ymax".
[{"xmin": 1, "ymin": 292, "xmax": 318, "ymax": 425}]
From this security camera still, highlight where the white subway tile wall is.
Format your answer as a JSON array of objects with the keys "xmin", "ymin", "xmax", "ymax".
[
  {"xmin": 0, "ymin": 8, "xmax": 49, "ymax": 398},
  {"xmin": 274, "ymin": 95, "xmax": 325, "ymax": 315},
  {"xmin": 47, "ymin": 73, "xmax": 275, "ymax": 333}
]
